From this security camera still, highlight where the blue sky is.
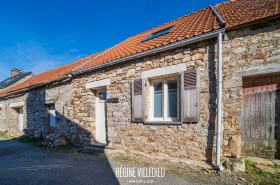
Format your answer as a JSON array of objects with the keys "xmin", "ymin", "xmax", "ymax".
[{"xmin": 0, "ymin": 0, "xmax": 225, "ymax": 81}]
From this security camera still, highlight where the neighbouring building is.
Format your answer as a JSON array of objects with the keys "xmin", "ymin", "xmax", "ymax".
[
  {"xmin": 0, "ymin": 69, "xmax": 34, "ymax": 133},
  {"xmin": 0, "ymin": 0, "xmax": 280, "ymax": 167},
  {"xmin": 0, "ymin": 68, "xmax": 34, "ymax": 93}
]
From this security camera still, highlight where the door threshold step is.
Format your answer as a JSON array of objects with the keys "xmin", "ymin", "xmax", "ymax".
[
  {"xmin": 84, "ymin": 146, "xmax": 104, "ymax": 152},
  {"xmin": 84, "ymin": 143, "xmax": 110, "ymax": 151},
  {"xmin": 88, "ymin": 143, "xmax": 110, "ymax": 148}
]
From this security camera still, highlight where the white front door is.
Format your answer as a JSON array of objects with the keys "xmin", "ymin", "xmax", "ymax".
[
  {"xmin": 18, "ymin": 108, "xmax": 23, "ymax": 131},
  {"xmin": 49, "ymin": 105, "xmax": 55, "ymax": 127},
  {"xmin": 96, "ymin": 91, "xmax": 107, "ymax": 144},
  {"xmin": 49, "ymin": 104, "xmax": 56, "ymax": 134}
]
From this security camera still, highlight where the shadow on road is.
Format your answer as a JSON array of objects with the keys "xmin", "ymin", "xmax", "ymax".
[{"xmin": 0, "ymin": 138, "xmax": 120, "ymax": 185}]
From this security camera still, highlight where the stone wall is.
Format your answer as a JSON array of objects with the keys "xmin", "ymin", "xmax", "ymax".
[
  {"xmin": 0, "ymin": 105, "xmax": 4, "ymax": 132},
  {"xmin": 0, "ymin": 79, "xmax": 74, "ymax": 136},
  {"xmin": 221, "ymin": 19, "xmax": 280, "ymax": 154},
  {"xmin": 70, "ymin": 40, "xmax": 220, "ymax": 163},
  {"xmin": 0, "ymin": 93, "xmax": 28, "ymax": 134},
  {"xmin": 0, "ymin": 18, "xmax": 279, "ymax": 164},
  {"xmin": 25, "ymin": 79, "xmax": 74, "ymax": 138}
]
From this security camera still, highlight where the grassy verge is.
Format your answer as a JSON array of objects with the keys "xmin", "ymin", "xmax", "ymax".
[
  {"xmin": 266, "ymin": 164, "xmax": 280, "ymax": 170},
  {"xmin": 14, "ymin": 135, "xmax": 47, "ymax": 148},
  {"xmin": 112, "ymin": 155, "xmax": 151, "ymax": 167},
  {"xmin": 243, "ymin": 159, "xmax": 280, "ymax": 184},
  {"xmin": 14, "ymin": 135, "xmax": 77, "ymax": 154},
  {"xmin": 0, "ymin": 133, "xmax": 15, "ymax": 139}
]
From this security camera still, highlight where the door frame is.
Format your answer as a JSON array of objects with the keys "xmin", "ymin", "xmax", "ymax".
[{"xmin": 95, "ymin": 89, "xmax": 107, "ymax": 144}]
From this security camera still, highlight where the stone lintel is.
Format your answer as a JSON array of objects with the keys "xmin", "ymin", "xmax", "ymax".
[
  {"xmin": 86, "ymin": 79, "xmax": 110, "ymax": 89},
  {"xmin": 141, "ymin": 63, "xmax": 187, "ymax": 79},
  {"xmin": 44, "ymin": 100, "xmax": 55, "ymax": 105},
  {"xmin": 234, "ymin": 64, "xmax": 280, "ymax": 78},
  {"xmin": 10, "ymin": 101, "xmax": 24, "ymax": 108}
]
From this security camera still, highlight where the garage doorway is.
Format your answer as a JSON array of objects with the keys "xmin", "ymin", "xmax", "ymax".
[{"xmin": 242, "ymin": 75, "xmax": 280, "ymax": 158}]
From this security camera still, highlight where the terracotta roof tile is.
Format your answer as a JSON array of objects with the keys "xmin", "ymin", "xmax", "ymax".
[
  {"xmin": 1, "ymin": 6, "xmax": 223, "ymax": 96},
  {"xmin": 75, "ymin": 6, "xmax": 221, "ymax": 71},
  {"xmin": 215, "ymin": 0, "xmax": 280, "ymax": 29},
  {"xmin": 0, "ymin": 50, "xmax": 105, "ymax": 96}
]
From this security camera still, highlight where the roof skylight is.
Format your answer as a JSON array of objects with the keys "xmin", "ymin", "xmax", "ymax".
[
  {"xmin": 4, "ymin": 79, "xmax": 11, "ymax": 83},
  {"xmin": 142, "ymin": 25, "xmax": 176, "ymax": 42}
]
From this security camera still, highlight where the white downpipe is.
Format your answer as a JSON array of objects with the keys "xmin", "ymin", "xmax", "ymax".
[{"xmin": 216, "ymin": 32, "xmax": 224, "ymax": 171}]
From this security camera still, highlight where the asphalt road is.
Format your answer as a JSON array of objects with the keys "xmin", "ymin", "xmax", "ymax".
[{"xmin": 0, "ymin": 138, "xmax": 201, "ymax": 185}]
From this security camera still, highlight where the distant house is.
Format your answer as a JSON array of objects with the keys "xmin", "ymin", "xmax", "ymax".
[{"xmin": 0, "ymin": 68, "xmax": 34, "ymax": 93}]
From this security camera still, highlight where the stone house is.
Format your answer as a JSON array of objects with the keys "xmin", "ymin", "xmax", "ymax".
[
  {"xmin": 0, "ymin": 68, "xmax": 34, "ymax": 132},
  {"xmin": 0, "ymin": 68, "xmax": 34, "ymax": 93},
  {"xmin": 0, "ymin": 0, "xmax": 280, "ymax": 167}
]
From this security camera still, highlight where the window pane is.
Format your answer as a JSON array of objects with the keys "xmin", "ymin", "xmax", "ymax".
[
  {"xmin": 154, "ymin": 82, "xmax": 162, "ymax": 117},
  {"xmin": 103, "ymin": 92, "xmax": 107, "ymax": 100},
  {"xmin": 99, "ymin": 92, "xmax": 107, "ymax": 100},
  {"xmin": 167, "ymin": 80, "xmax": 177, "ymax": 117}
]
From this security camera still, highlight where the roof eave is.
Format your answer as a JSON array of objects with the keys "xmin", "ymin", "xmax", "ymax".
[
  {"xmin": 0, "ymin": 74, "xmax": 72, "ymax": 99},
  {"xmin": 73, "ymin": 28, "xmax": 226, "ymax": 76}
]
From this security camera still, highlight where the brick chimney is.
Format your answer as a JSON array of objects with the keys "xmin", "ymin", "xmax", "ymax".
[{"xmin": 11, "ymin": 68, "xmax": 22, "ymax": 76}]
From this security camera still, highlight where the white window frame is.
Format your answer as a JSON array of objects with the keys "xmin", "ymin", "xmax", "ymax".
[{"xmin": 149, "ymin": 75, "xmax": 179, "ymax": 122}]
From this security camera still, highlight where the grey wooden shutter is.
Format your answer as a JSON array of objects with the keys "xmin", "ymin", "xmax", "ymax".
[
  {"xmin": 131, "ymin": 78, "xmax": 145, "ymax": 122},
  {"xmin": 180, "ymin": 68, "xmax": 200, "ymax": 122}
]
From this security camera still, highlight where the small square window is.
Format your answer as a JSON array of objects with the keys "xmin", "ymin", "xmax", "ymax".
[{"xmin": 150, "ymin": 76, "xmax": 179, "ymax": 122}]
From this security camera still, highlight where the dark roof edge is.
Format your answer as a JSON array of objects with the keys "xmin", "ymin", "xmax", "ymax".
[
  {"xmin": 210, "ymin": 5, "xmax": 226, "ymax": 28},
  {"xmin": 0, "ymin": 71, "xmax": 33, "ymax": 89}
]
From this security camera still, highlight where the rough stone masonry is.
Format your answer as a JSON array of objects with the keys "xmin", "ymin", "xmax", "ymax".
[{"xmin": 0, "ymin": 18, "xmax": 279, "ymax": 165}]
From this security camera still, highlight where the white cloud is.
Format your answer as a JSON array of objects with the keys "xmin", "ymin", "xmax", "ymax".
[
  {"xmin": 68, "ymin": 48, "xmax": 79, "ymax": 53},
  {"xmin": 0, "ymin": 40, "xmax": 87, "ymax": 81}
]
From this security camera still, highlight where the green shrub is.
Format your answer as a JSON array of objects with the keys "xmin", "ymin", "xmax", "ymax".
[
  {"xmin": 0, "ymin": 133, "xmax": 14, "ymax": 139},
  {"xmin": 17, "ymin": 135, "xmax": 47, "ymax": 148}
]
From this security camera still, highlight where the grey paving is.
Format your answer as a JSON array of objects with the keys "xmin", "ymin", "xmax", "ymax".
[
  {"xmin": 0, "ymin": 138, "xmax": 198, "ymax": 185},
  {"xmin": 0, "ymin": 138, "xmax": 242, "ymax": 185}
]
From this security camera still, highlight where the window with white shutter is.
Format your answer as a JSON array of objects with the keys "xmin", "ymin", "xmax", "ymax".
[{"xmin": 131, "ymin": 68, "xmax": 200, "ymax": 124}]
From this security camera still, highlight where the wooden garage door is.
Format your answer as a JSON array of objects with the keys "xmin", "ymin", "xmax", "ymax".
[{"xmin": 242, "ymin": 75, "xmax": 280, "ymax": 158}]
